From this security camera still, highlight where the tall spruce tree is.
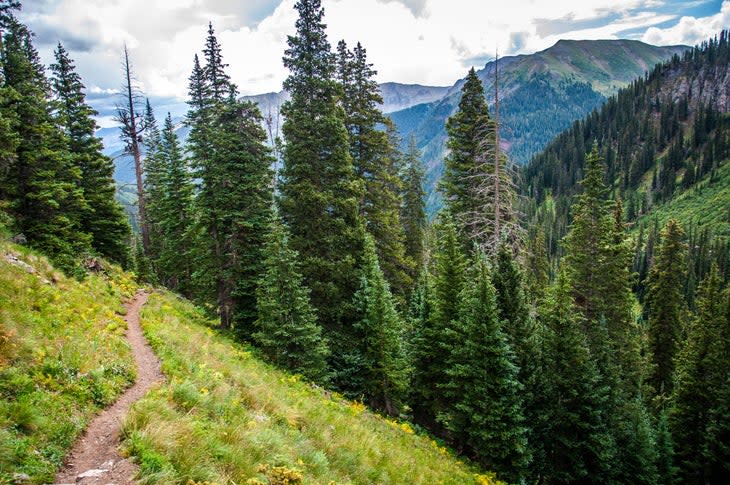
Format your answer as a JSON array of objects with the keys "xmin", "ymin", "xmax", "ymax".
[
  {"xmin": 50, "ymin": 43, "xmax": 129, "ymax": 265},
  {"xmin": 400, "ymin": 134, "xmax": 427, "ymax": 278},
  {"xmin": 351, "ymin": 233, "xmax": 408, "ymax": 414},
  {"xmin": 410, "ymin": 212, "xmax": 465, "ymax": 429},
  {"xmin": 336, "ymin": 40, "xmax": 411, "ymax": 300},
  {"xmin": 279, "ymin": 0, "xmax": 364, "ymax": 356},
  {"xmin": 646, "ymin": 219, "xmax": 687, "ymax": 396},
  {"xmin": 535, "ymin": 271, "xmax": 614, "ymax": 483},
  {"xmin": 441, "ymin": 252, "xmax": 528, "ymax": 483},
  {"xmin": 156, "ymin": 113, "xmax": 194, "ymax": 294},
  {"xmin": 1, "ymin": 17, "xmax": 90, "ymax": 271},
  {"xmin": 184, "ymin": 25, "xmax": 273, "ymax": 333},
  {"xmin": 671, "ymin": 265, "xmax": 729, "ymax": 483},
  {"xmin": 441, "ymin": 68, "xmax": 490, "ymax": 249},
  {"xmin": 254, "ymin": 213, "xmax": 329, "ymax": 382}
]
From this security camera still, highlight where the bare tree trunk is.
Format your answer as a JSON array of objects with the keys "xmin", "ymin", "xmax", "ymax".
[
  {"xmin": 117, "ymin": 46, "xmax": 150, "ymax": 255},
  {"xmin": 494, "ymin": 49, "xmax": 501, "ymax": 239}
]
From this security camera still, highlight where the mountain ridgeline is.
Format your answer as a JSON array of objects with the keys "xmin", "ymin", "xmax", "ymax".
[
  {"xmin": 522, "ymin": 31, "xmax": 730, "ymax": 308},
  {"xmin": 389, "ymin": 39, "xmax": 687, "ymax": 212}
]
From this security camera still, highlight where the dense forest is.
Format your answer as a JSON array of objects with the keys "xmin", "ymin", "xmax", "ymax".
[{"xmin": 1, "ymin": 0, "xmax": 729, "ymax": 483}]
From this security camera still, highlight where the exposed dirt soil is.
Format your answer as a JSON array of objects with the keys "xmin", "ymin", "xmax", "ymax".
[{"xmin": 54, "ymin": 291, "xmax": 163, "ymax": 485}]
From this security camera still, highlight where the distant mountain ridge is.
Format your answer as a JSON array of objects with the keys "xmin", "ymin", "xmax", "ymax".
[{"xmin": 388, "ymin": 39, "xmax": 689, "ymax": 212}]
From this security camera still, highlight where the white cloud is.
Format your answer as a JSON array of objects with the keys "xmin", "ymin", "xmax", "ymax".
[
  {"xmin": 18, "ymin": 0, "xmax": 725, "ymax": 100},
  {"xmin": 642, "ymin": 0, "xmax": 730, "ymax": 46}
]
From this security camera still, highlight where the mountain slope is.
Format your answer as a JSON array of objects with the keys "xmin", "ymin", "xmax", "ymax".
[
  {"xmin": 0, "ymin": 228, "xmax": 496, "ymax": 484},
  {"xmin": 0, "ymin": 234, "xmax": 138, "ymax": 483},
  {"xmin": 389, "ymin": 39, "xmax": 688, "ymax": 213},
  {"xmin": 123, "ymin": 290, "xmax": 496, "ymax": 484},
  {"xmin": 524, "ymin": 32, "xmax": 730, "ymax": 236}
]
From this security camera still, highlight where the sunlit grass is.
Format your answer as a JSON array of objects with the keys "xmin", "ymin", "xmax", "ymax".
[
  {"xmin": 126, "ymin": 291, "xmax": 498, "ymax": 485},
  {"xmin": 0, "ymin": 240, "xmax": 138, "ymax": 483}
]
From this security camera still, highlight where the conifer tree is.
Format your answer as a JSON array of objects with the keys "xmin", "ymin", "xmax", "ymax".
[
  {"xmin": 410, "ymin": 212, "xmax": 465, "ymax": 428},
  {"xmin": 493, "ymin": 244, "xmax": 541, "ymax": 467},
  {"xmin": 278, "ymin": 0, "xmax": 364, "ymax": 347},
  {"xmin": 351, "ymin": 233, "xmax": 408, "ymax": 414},
  {"xmin": 441, "ymin": 68, "xmax": 490, "ymax": 247},
  {"xmin": 442, "ymin": 252, "xmax": 528, "ymax": 482},
  {"xmin": 400, "ymin": 134, "xmax": 427, "ymax": 277},
  {"xmin": 525, "ymin": 227, "xmax": 550, "ymax": 301},
  {"xmin": 156, "ymin": 113, "xmax": 194, "ymax": 294},
  {"xmin": 672, "ymin": 266, "xmax": 729, "ymax": 483},
  {"xmin": 254, "ymin": 213, "xmax": 329, "ymax": 382},
  {"xmin": 186, "ymin": 25, "xmax": 273, "ymax": 333},
  {"xmin": 1, "ymin": 17, "xmax": 90, "ymax": 271},
  {"xmin": 646, "ymin": 219, "xmax": 687, "ymax": 395},
  {"xmin": 336, "ymin": 40, "xmax": 410, "ymax": 299},
  {"xmin": 141, "ymin": 99, "xmax": 164, "ymax": 262},
  {"xmin": 536, "ymin": 271, "xmax": 614, "ymax": 483},
  {"xmin": 50, "ymin": 43, "xmax": 130, "ymax": 265}
]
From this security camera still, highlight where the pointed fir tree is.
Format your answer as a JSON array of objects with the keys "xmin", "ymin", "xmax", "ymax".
[
  {"xmin": 351, "ymin": 233, "xmax": 409, "ymax": 414},
  {"xmin": 49, "ymin": 42, "xmax": 130, "ymax": 265},
  {"xmin": 410, "ymin": 212, "xmax": 465, "ymax": 429},
  {"xmin": 535, "ymin": 271, "xmax": 614, "ymax": 483},
  {"xmin": 646, "ymin": 219, "xmax": 687, "ymax": 396},
  {"xmin": 1, "ymin": 17, "xmax": 90, "ymax": 271},
  {"xmin": 185, "ymin": 26, "xmax": 273, "ymax": 333},
  {"xmin": 254, "ymin": 213, "xmax": 329, "ymax": 382},
  {"xmin": 400, "ymin": 134, "xmax": 427, "ymax": 279},
  {"xmin": 278, "ymin": 0, "xmax": 365, "ymax": 354},
  {"xmin": 141, "ymin": 99, "xmax": 164, "ymax": 263},
  {"xmin": 441, "ymin": 67, "xmax": 490, "ymax": 249},
  {"xmin": 336, "ymin": 40, "xmax": 410, "ymax": 300},
  {"xmin": 671, "ymin": 266, "xmax": 729, "ymax": 483},
  {"xmin": 441, "ymin": 252, "xmax": 528, "ymax": 482},
  {"xmin": 156, "ymin": 113, "xmax": 194, "ymax": 295}
]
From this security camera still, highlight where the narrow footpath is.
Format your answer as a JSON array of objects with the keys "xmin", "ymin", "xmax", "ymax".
[{"xmin": 54, "ymin": 291, "xmax": 163, "ymax": 485}]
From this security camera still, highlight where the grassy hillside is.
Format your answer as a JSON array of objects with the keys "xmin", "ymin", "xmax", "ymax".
[
  {"xmin": 124, "ymin": 291, "xmax": 496, "ymax": 485},
  {"xmin": 0, "ymin": 237, "xmax": 138, "ymax": 483},
  {"xmin": 635, "ymin": 160, "xmax": 730, "ymax": 237}
]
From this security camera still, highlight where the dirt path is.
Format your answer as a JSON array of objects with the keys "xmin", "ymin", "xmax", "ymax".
[{"xmin": 54, "ymin": 291, "xmax": 163, "ymax": 485}]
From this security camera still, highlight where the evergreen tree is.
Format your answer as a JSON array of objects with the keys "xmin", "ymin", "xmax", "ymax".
[
  {"xmin": 156, "ymin": 113, "xmax": 194, "ymax": 294},
  {"xmin": 351, "ymin": 233, "xmax": 408, "ymax": 414},
  {"xmin": 400, "ymin": 134, "xmax": 427, "ymax": 278},
  {"xmin": 493, "ymin": 243, "xmax": 542, "ymax": 470},
  {"xmin": 441, "ymin": 252, "xmax": 528, "ymax": 482},
  {"xmin": 141, "ymin": 99, "xmax": 164, "ymax": 263},
  {"xmin": 672, "ymin": 266, "xmax": 729, "ymax": 483},
  {"xmin": 186, "ymin": 25, "xmax": 273, "ymax": 333},
  {"xmin": 536, "ymin": 271, "xmax": 614, "ymax": 483},
  {"xmin": 646, "ymin": 219, "xmax": 687, "ymax": 395},
  {"xmin": 524, "ymin": 227, "xmax": 550, "ymax": 301},
  {"xmin": 278, "ymin": 0, "xmax": 364, "ymax": 355},
  {"xmin": 254, "ymin": 213, "xmax": 329, "ymax": 382},
  {"xmin": 336, "ymin": 40, "xmax": 410, "ymax": 300},
  {"xmin": 410, "ymin": 212, "xmax": 465, "ymax": 429},
  {"xmin": 655, "ymin": 410, "xmax": 678, "ymax": 485},
  {"xmin": 441, "ymin": 68, "xmax": 491, "ymax": 249},
  {"xmin": 50, "ymin": 43, "xmax": 129, "ymax": 265},
  {"xmin": 1, "ymin": 17, "xmax": 90, "ymax": 271}
]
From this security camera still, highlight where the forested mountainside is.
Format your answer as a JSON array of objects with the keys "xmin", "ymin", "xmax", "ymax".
[
  {"xmin": 522, "ymin": 32, "xmax": 730, "ymax": 303},
  {"xmin": 3, "ymin": 0, "xmax": 730, "ymax": 483},
  {"xmin": 390, "ymin": 39, "xmax": 687, "ymax": 212}
]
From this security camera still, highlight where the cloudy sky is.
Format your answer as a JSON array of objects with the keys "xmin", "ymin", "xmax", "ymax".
[{"xmin": 17, "ymin": 0, "xmax": 728, "ymax": 124}]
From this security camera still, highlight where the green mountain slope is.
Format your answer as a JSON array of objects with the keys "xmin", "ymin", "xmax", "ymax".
[
  {"xmin": 390, "ymin": 39, "xmax": 687, "ymax": 213},
  {"xmin": 524, "ymin": 33, "xmax": 730, "ymax": 243},
  {"xmin": 124, "ymin": 291, "xmax": 495, "ymax": 484},
  {"xmin": 0, "ymin": 236, "xmax": 137, "ymax": 483},
  {"xmin": 0, "ymin": 229, "xmax": 495, "ymax": 484}
]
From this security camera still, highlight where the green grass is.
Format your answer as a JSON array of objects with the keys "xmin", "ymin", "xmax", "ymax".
[
  {"xmin": 0, "ymin": 239, "xmax": 139, "ymax": 484},
  {"xmin": 635, "ymin": 161, "xmax": 730, "ymax": 237},
  {"xmin": 125, "ymin": 291, "xmax": 498, "ymax": 485}
]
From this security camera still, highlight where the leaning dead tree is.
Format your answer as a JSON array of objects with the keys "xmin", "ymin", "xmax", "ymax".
[
  {"xmin": 114, "ymin": 45, "xmax": 149, "ymax": 254},
  {"xmin": 458, "ymin": 51, "xmax": 523, "ymax": 254}
]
